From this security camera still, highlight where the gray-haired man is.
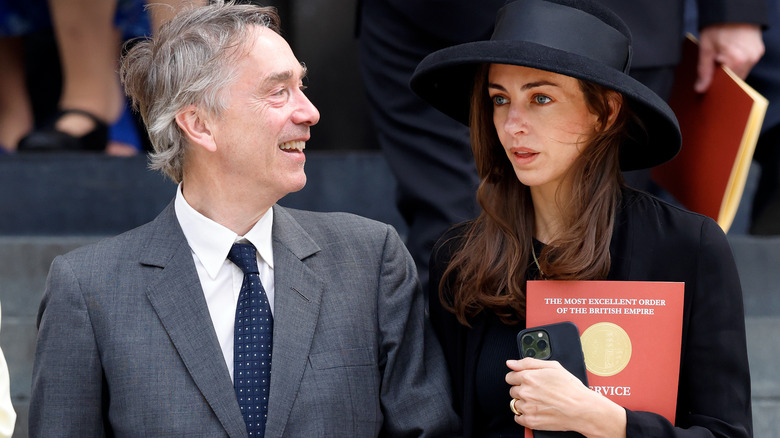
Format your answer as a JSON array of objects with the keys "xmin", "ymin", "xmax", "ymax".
[{"xmin": 30, "ymin": 2, "xmax": 459, "ymax": 436}]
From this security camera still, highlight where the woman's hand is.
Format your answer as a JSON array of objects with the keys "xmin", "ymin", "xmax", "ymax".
[{"xmin": 506, "ymin": 358, "xmax": 626, "ymax": 438}]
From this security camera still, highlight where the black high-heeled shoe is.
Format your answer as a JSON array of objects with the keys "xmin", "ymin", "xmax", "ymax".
[{"xmin": 17, "ymin": 108, "xmax": 108, "ymax": 152}]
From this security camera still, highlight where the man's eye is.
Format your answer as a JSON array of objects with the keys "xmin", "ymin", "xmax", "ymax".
[
  {"xmin": 269, "ymin": 86, "xmax": 291, "ymax": 98},
  {"xmin": 534, "ymin": 95, "xmax": 552, "ymax": 104},
  {"xmin": 492, "ymin": 95, "xmax": 508, "ymax": 106}
]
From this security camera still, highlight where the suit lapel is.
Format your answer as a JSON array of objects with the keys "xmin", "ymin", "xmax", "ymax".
[
  {"xmin": 141, "ymin": 203, "xmax": 248, "ymax": 438},
  {"xmin": 264, "ymin": 206, "xmax": 324, "ymax": 438}
]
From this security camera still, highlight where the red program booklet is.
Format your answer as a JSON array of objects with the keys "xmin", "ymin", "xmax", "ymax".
[{"xmin": 525, "ymin": 280, "xmax": 685, "ymax": 426}]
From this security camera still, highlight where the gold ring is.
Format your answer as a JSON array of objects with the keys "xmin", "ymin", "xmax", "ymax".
[{"xmin": 510, "ymin": 398, "xmax": 522, "ymax": 416}]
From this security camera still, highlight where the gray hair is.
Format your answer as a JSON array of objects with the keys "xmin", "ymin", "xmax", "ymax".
[{"xmin": 120, "ymin": 0, "xmax": 281, "ymax": 183}]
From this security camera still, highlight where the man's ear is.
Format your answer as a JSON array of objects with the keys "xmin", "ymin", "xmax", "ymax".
[{"xmin": 175, "ymin": 105, "xmax": 217, "ymax": 152}]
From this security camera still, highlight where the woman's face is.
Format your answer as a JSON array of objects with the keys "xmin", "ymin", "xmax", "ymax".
[{"xmin": 488, "ymin": 64, "xmax": 599, "ymax": 197}]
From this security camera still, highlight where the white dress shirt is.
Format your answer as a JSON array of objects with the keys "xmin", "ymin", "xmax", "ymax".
[
  {"xmin": 0, "ymin": 302, "xmax": 15, "ymax": 438},
  {"xmin": 174, "ymin": 184, "xmax": 275, "ymax": 379}
]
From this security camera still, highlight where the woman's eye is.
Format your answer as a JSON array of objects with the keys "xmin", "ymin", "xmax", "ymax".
[
  {"xmin": 534, "ymin": 95, "xmax": 552, "ymax": 104},
  {"xmin": 492, "ymin": 95, "xmax": 508, "ymax": 106}
]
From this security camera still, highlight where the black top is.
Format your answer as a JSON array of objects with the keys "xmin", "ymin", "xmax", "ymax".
[
  {"xmin": 474, "ymin": 313, "xmax": 525, "ymax": 437},
  {"xmin": 473, "ymin": 240, "xmax": 547, "ymax": 436},
  {"xmin": 428, "ymin": 187, "xmax": 751, "ymax": 437}
]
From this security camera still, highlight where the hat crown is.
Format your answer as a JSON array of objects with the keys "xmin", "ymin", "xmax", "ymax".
[{"xmin": 491, "ymin": 0, "xmax": 632, "ymax": 73}]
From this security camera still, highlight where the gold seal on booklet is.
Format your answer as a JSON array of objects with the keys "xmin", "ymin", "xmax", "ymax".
[{"xmin": 581, "ymin": 322, "xmax": 632, "ymax": 376}]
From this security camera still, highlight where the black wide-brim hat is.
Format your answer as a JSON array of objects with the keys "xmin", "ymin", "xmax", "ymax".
[{"xmin": 410, "ymin": 0, "xmax": 681, "ymax": 171}]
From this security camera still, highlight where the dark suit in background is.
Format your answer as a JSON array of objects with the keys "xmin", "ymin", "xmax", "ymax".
[
  {"xmin": 747, "ymin": 0, "xmax": 780, "ymax": 233},
  {"xmin": 357, "ymin": 0, "xmax": 503, "ymax": 292}
]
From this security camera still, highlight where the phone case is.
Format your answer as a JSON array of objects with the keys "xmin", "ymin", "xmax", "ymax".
[{"xmin": 517, "ymin": 321, "xmax": 588, "ymax": 438}]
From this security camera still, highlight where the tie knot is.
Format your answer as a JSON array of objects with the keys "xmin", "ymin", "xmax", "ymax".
[{"xmin": 227, "ymin": 243, "xmax": 260, "ymax": 275}]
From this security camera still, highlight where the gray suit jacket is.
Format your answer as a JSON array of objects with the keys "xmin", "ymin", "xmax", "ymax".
[{"xmin": 30, "ymin": 203, "xmax": 459, "ymax": 437}]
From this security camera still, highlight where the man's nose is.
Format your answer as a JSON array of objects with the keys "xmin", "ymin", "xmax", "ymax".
[{"xmin": 293, "ymin": 91, "xmax": 320, "ymax": 126}]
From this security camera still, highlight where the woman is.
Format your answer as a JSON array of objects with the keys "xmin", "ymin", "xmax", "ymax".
[{"xmin": 410, "ymin": 0, "xmax": 751, "ymax": 436}]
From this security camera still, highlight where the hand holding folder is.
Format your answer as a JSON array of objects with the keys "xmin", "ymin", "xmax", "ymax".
[{"xmin": 652, "ymin": 35, "xmax": 768, "ymax": 233}]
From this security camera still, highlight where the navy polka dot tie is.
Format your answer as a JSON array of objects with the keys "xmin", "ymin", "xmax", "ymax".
[{"xmin": 228, "ymin": 243, "xmax": 272, "ymax": 438}]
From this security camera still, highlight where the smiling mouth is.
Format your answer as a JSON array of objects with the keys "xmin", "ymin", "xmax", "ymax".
[{"xmin": 280, "ymin": 141, "xmax": 305, "ymax": 152}]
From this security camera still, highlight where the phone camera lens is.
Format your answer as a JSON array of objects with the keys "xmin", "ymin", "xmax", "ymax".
[
  {"xmin": 525, "ymin": 349, "xmax": 536, "ymax": 357},
  {"xmin": 537, "ymin": 340, "xmax": 548, "ymax": 350},
  {"xmin": 523, "ymin": 336, "xmax": 533, "ymax": 346}
]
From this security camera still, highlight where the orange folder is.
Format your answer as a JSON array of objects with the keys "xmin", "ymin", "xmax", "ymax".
[
  {"xmin": 525, "ymin": 280, "xmax": 684, "ymax": 424},
  {"xmin": 652, "ymin": 35, "xmax": 767, "ymax": 233}
]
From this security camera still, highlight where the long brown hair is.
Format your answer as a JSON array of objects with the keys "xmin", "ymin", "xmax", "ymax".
[{"xmin": 439, "ymin": 64, "xmax": 634, "ymax": 326}]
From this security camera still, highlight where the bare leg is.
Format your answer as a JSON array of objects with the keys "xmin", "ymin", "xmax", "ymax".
[
  {"xmin": 47, "ymin": 0, "xmax": 123, "ymax": 139},
  {"xmin": 0, "ymin": 37, "xmax": 34, "ymax": 151}
]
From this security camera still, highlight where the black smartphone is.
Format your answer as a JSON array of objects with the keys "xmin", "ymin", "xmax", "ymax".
[{"xmin": 517, "ymin": 321, "xmax": 588, "ymax": 438}]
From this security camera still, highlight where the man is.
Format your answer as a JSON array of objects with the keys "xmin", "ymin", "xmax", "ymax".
[{"xmin": 29, "ymin": 2, "xmax": 459, "ymax": 437}]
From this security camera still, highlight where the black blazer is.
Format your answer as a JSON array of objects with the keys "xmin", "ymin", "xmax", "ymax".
[
  {"xmin": 429, "ymin": 188, "xmax": 751, "ymax": 437},
  {"xmin": 747, "ymin": 0, "xmax": 780, "ymax": 131}
]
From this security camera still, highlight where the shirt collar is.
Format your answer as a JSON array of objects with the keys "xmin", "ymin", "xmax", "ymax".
[{"xmin": 174, "ymin": 184, "xmax": 275, "ymax": 279}]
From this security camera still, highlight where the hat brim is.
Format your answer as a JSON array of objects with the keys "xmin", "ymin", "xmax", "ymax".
[{"xmin": 410, "ymin": 40, "xmax": 681, "ymax": 171}]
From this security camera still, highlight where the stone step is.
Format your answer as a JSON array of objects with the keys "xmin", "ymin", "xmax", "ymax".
[
  {"xmin": 729, "ymin": 235, "xmax": 780, "ymax": 317},
  {"xmin": 747, "ymin": 317, "xmax": 780, "ymax": 438},
  {"xmin": 730, "ymin": 234, "xmax": 780, "ymax": 438},
  {"xmin": 0, "ymin": 152, "xmax": 405, "ymax": 236}
]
